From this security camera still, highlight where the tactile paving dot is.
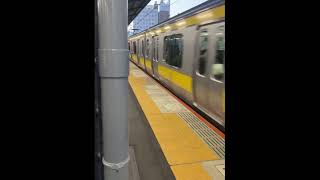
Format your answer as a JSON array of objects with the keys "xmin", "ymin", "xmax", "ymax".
[
  {"xmin": 216, "ymin": 165, "xmax": 225, "ymax": 176},
  {"xmin": 144, "ymin": 85, "xmax": 188, "ymax": 113}
]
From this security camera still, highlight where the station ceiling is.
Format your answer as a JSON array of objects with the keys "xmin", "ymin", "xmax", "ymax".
[{"xmin": 128, "ymin": 0, "xmax": 151, "ymax": 24}]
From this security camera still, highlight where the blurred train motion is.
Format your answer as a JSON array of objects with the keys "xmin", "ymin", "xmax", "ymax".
[{"xmin": 128, "ymin": 0, "xmax": 225, "ymax": 129}]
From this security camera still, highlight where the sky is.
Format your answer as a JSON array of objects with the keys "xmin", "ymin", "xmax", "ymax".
[
  {"xmin": 128, "ymin": 0, "xmax": 208, "ymax": 31},
  {"xmin": 154, "ymin": 0, "xmax": 207, "ymax": 18}
]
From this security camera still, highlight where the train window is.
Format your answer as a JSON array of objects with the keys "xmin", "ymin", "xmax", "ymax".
[
  {"xmin": 133, "ymin": 42, "xmax": 137, "ymax": 54},
  {"xmin": 163, "ymin": 36, "xmax": 169, "ymax": 62},
  {"xmin": 163, "ymin": 34, "xmax": 183, "ymax": 68},
  {"xmin": 139, "ymin": 41, "xmax": 141, "ymax": 56},
  {"xmin": 142, "ymin": 40, "xmax": 145, "ymax": 57},
  {"xmin": 152, "ymin": 38, "xmax": 156, "ymax": 60},
  {"xmin": 198, "ymin": 30, "xmax": 209, "ymax": 75},
  {"xmin": 211, "ymin": 26, "xmax": 225, "ymax": 82},
  {"xmin": 156, "ymin": 37, "xmax": 159, "ymax": 60},
  {"xmin": 146, "ymin": 39, "xmax": 150, "ymax": 58},
  {"xmin": 137, "ymin": 40, "xmax": 140, "ymax": 55}
]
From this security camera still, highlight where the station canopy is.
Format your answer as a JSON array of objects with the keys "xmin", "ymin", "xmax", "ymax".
[{"xmin": 128, "ymin": 0, "xmax": 151, "ymax": 24}]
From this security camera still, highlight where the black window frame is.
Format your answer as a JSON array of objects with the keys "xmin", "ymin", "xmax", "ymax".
[
  {"xmin": 141, "ymin": 40, "xmax": 145, "ymax": 57},
  {"xmin": 146, "ymin": 39, "xmax": 150, "ymax": 58},
  {"xmin": 156, "ymin": 37, "xmax": 159, "ymax": 60},
  {"xmin": 162, "ymin": 34, "xmax": 184, "ymax": 68},
  {"xmin": 198, "ymin": 29, "xmax": 209, "ymax": 75},
  {"xmin": 211, "ymin": 25, "xmax": 225, "ymax": 82},
  {"xmin": 133, "ymin": 41, "xmax": 137, "ymax": 54}
]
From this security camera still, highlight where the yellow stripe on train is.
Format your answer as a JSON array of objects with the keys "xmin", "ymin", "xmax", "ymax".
[
  {"xmin": 139, "ymin": 57, "xmax": 145, "ymax": 67},
  {"xmin": 158, "ymin": 64, "xmax": 193, "ymax": 93}
]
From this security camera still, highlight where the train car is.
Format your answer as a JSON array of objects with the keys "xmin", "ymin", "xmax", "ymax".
[{"xmin": 128, "ymin": 0, "xmax": 225, "ymax": 129}]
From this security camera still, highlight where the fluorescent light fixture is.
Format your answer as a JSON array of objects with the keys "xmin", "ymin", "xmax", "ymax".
[
  {"xmin": 197, "ymin": 12, "xmax": 213, "ymax": 19},
  {"xmin": 176, "ymin": 21, "xmax": 186, "ymax": 26},
  {"xmin": 164, "ymin": 26, "xmax": 171, "ymax": 30}
]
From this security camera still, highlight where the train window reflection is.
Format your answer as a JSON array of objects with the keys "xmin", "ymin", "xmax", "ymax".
[
  {"xmin": 137, "ymin": 40, "xmax": 140, "ymax": 55},
  {"xmin": 163, "ymin": 34, "xmax": 183, "ymax": 68},
  {"xmin": 142, "ymin": 40, "xmax": 145, "ymax": 57},
  {"xmin": 153, "ymin": 36, "xmax": 159, "ymax": 61},
  {"xmin": 156, "ymin": 37, "xmax": 159, "ymax": 60},
  {"xmin": 146, "ymin": 39, "xmax": 150, "ymax": 58},
  {"xmin": 212, "ymin": 26, "xmax": 225, "ymax": 82},
  {"xmin": 198, "ymin": 30, "xmax": 208, "ymax": 75},
  {"xmin": 152, "ymin": 38, "xmax": 155, "ymax": 60},
  {"xmin": 133, "ymin": 41, "xmax": 137, "ymax": 54},
  {"xmin": 163, "ymin": 36, "xmax": 169, "ymax": 62}
]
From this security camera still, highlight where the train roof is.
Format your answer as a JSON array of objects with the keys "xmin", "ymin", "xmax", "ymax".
[{"xmin": 129, "ymin": 0, "xmax": 224, "ymax": 38}]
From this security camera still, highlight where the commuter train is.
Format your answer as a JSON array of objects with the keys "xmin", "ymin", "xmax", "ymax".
[{"xmin": 128, "ymin": 0, "xmax": 225, "ymax": 129}]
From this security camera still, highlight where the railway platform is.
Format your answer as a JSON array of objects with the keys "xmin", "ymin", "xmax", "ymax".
[{"xmin": 128, "ymin": 61, "xmax": 225, "ymax": 180}]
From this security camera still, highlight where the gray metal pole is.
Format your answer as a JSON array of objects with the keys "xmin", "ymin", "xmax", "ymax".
[{"xmin": 97, "ymin": 0, "xmax": 129, "ymax": 179}]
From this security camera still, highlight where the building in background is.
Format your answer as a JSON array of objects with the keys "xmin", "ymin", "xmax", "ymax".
[
  {"xmin": 158, "ymin": 0, "xmax": 170, "ymax": 23},
  {"xmin": 130, "ymin": 0, "xmax": 170, "ymax": 35},
  {"xmin": 132, "ymin": 1, "xmax": 159, "ymax": 33}
]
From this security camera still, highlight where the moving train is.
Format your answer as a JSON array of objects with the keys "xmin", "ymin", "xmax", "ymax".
[{"xmin": 128, "ymin": 0, "xmax": 225, "ymax": 129}]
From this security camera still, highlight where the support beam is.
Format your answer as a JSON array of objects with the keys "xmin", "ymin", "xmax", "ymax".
[{"xmin": 97, "ymin": 0, "xmax": 129, "ymax": 179}]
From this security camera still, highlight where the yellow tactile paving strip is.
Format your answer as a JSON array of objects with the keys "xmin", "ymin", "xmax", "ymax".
[
  {"xmin": 171, "ymin": 163, "xmax": 212, "ymax": 180},
  {"xmin": 128, "ymin": 62, "xmax": 221, "ymax": 179}
]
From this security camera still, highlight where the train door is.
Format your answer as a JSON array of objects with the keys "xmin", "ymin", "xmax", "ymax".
[
  {"xmin": 193, "ymin": 27, "xmax": 211, "ymax": 111},
  {"xmin": 208, "ymin": 23, "xmax": 225, "ymax": 125},
  {"xmin": 151, "ymin": 36, "xmax": 159, "ymax": 79}
]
